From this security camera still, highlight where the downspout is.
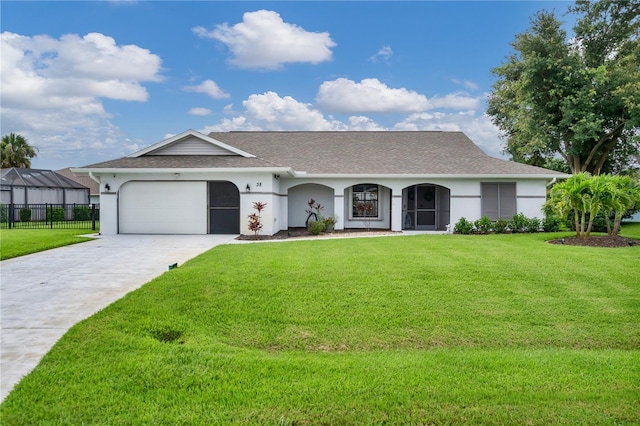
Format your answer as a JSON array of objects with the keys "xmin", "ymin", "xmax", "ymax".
[{"xmin": 546, "ymin": 177, "xmax": 557, "ymax": 188}]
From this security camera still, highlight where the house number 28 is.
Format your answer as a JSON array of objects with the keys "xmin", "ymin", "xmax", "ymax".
[{"xmin": 256, "ymin": 182, "xmax": 262, "ymax": 187}]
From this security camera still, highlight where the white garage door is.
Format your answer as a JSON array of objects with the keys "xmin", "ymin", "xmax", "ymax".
[{"xmin": 119, "ymin": 181, "xmax": 207, "ymax": 234}]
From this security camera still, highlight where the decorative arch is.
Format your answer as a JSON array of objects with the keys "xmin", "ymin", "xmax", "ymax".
[
  {"xmin": 402, "ymin": 184, "xmax": 450, "ymax": 230},
  {"xmin": 287, "ymin": 183, "xmax": 335, "ymax": 228},
  {"xmin": 343, "ymin": 182, "xmax": 392, "ymax": 230}
]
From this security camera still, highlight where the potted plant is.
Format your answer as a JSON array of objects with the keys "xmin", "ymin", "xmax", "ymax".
[{"xmin": 323, "ymin": 216, "xmax": 337, "ymax": 232}]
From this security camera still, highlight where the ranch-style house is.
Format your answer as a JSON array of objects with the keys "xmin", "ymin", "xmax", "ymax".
[{"xmin": 75, "ymin": 130, "xmax": 568, "ymax": 235}]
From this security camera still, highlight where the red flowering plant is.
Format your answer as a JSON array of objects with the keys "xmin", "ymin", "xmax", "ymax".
[{"xmin": 248, "ymin": 201, "xmax": 267, "ymax": 235}]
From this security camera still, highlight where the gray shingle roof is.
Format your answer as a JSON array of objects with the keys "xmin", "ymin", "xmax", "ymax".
[
  {"xmin": 80, "ymin": 131, "xmax": 567, "ymax": 177},
  {"xmin": 56, "ymin": 168, "xmax": 100, "ymax": 195},
  {"xmin": 1, "ymin": 168, "xmax": 89, "ymax": 189}
]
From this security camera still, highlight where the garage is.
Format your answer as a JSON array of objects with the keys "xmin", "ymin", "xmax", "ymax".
[{"xmin": 119, "ymin": 181, "xmax": 207, "ymax": 234}]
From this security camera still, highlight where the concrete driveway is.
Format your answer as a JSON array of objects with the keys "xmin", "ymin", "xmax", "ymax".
[{"xmin": 0, "ymin": 234, "xmax": 237, "ymax": 402}]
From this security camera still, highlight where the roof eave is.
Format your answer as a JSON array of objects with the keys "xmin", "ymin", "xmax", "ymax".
[
  {"xmin": 290, "ymin": 172, "xmax": 569, "ymax": 179},
  {"xmin": 73, "ymin": 166, "xmax": 295, "ymax": 175}
]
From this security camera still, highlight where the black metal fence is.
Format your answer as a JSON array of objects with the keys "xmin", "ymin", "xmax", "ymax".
[{"xmin": 0, "ymin": 203, "xmax": 99, "ymax": 230}]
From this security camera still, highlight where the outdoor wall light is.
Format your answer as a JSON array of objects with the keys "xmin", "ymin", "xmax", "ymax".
[
  {"xmin": 105, "ymin": 183, "xmax": 111, "ymax": 191},
  {"xmin": 274, "ymin": 174, "xmax": 280, "ymax": 180},
  {"xmin": 246, "ymin": 184, "xmax": 251, "ymax": 192}
]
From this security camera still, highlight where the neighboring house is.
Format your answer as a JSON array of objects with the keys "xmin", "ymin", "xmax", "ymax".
[
  {"xmin": 0, "ymin": 167, "xmax": 89, "ymax": 205},
  {"xmin": 57, "ymin": 168, "xmax": 101, "ymax": 205},
  {"xmin": 74, "ymin": 130, "xmax": 569, "ymax": 235}
]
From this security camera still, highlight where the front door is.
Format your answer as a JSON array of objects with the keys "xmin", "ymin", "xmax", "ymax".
[
  {"xmin": 416, "ymin": 185, "xmax": 436, "ymax": 229},
  {"xmin": 403, "ymin": 184, "xmax": 449, "ymax": 230},
  {"xmin": 208, "ymin": 181, "xmax": 240, "ymax": 234}
]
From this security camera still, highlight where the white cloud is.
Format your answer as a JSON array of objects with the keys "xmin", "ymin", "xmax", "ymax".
[
  {"xmin": 452, "ymin": 78, "xmax": 480, "ymax": 91},
  {"xmin": 0, "ymin": 31, "xmax": 163, "ymax": 167},
  {"xmin": 370, "ymin": 45, "xmax": 393, "ymax": 64},
  {"xmin": 316, "ymin": 78, "xmax": 430, "ymax": 113},
  {"xmin": 193, "ymin": 10, "xmax": 336, "ymax": 69},
  {"xmin": 428, "ymin": 92, "xmax": 481, "ymax": 110},
  {"xmin": 202, "ymin": 91, "xmax": 340, "ymax": 132},
  {"xmin": 183, "ymin": 79, "xmax": 230, "ymax": 99},
  {"xmin": 347, "ymin": 116, "xmax": 387, "ymax": 131},
  {"xmin": 394, "ymin": 111, "xmax": 503, "ymax": 157},
  {"xmin": 188, "ymin": 107, "xmax": 213, "ymax": 116},
  {"xmin": 316, "ymin": 78, "xmax": 482, "ymax": 114}
]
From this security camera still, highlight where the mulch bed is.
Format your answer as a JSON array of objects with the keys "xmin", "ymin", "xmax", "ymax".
[
  {"xmin": 547, "ymin": 235, "xmax": 639, "ymax": 248},
  {"xmin": 236, "ymin": 228, "xmax": 399, "ymax": 241}
]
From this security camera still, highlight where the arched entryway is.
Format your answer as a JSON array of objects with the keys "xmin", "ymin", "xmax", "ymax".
[
  {"xmin": 287, "ymin": 183, "xmax": 334, "ymax": 228},
  {"xmin": 402, "ymin": 184, "xmax": 450, "ymax": 230},
  {"xmin": 208, "ymin": 181, "xmax": 240, "ymax": 234}
]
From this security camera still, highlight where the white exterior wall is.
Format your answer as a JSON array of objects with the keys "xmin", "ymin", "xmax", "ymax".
[
  {"xmin": 95, "ymin": 170, "xmax": 552, "ymax": 236},
  {"xmin": 516, "ymin": 180, "xmax": 547, "ymax": 219},
  {"xmin": 100, "ymin": 192, "xmax": 118, "ymax": 234},
  {"xmin": 287, "ymin": 183, "xmax": 335, "ymax": 227}
]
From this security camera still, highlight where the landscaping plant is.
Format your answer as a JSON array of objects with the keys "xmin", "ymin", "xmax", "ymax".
[
  {"xmin": 304, "ymin": 198, "xmax": 324, "ymax": 227},
  {"xmin": 545, "ymin": 173, "xmax": 640, "ymax": 237},
  {"xmin": 247, "ymin": 201, "xmax": 267, "ymax": 235}
]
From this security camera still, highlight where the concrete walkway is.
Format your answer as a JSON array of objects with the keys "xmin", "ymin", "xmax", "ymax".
[{"xmin": 0, "ymin": 234, "xmax": 237, "ymax": 402}]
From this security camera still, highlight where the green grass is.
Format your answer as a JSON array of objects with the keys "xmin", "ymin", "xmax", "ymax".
[
  {"xmin": 620, "ymin": 220, "xmax": 640, "ymax": 238},
  {"xmin": 1, "ymin": 228, "xmax": 639, "ymax": 424},
  {"xmin": 0, "ymin": 228, "xmax": 97, "ymax": 260}
]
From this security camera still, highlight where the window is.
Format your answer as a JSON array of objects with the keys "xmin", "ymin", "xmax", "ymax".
[
  {"xmin": 352, "ymin": 184, "xmax": 379, "ymax": 218},
  {"xmin": 481, "ymin": 183, "xmax": 516, "ymax": 221}
]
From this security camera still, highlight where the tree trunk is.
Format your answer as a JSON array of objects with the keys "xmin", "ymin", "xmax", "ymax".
[
  {"xmin": 575, "ymin": 209, "xmax": 581, "ymax": 237},
  {"xmin": 613, "ymin": 214, "xmax": 623, "ymax": 236},
  {"xmin": 585, "ymin": 216, "xmax": 594, "ymax": 237},
  {"xmin": 582, "ymin": 122, "xmax": 625, "ymax": 175}
]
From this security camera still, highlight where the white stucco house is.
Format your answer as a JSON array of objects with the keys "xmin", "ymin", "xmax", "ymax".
[{"xmin": 74, "ymin": 130, "xmax": 568, "ymax": 235}]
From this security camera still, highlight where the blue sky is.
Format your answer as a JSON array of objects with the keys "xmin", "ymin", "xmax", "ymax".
[{"xmin": 1, "ymin": 1, "xmax": 575, "ymax": 170}]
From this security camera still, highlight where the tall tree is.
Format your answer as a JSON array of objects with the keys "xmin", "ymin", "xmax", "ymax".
[
  {"xmin": 1, "ymin": 133, "xmax": 38, "ymax": 168},
  {"xmin": 487, "ymin": 0, "xmax": 640, "ymax": 175}
]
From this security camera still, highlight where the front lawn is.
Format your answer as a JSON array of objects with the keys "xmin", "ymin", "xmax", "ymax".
[
  {"xmin": 0, "ymin": 228, "xmax": 97, "ymax": 260},
  {"xmin": 1, "ymin": 231, "xmax": 639, "ymax": 424}
]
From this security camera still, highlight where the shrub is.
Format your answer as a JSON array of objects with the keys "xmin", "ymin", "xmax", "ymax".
[
  {"xmin": 542, "ymin": 215, "xmax": 561, "ymax": 232},
  {"xmin": 73, "ymin": 206, "xmax": 92, "ymax": 221},
  {"xmin": 453, "ymin": 217, "xmax": 474, "ymax": 234},
  {"xmin": 525, "ymin": 217, "xmax": 542, "ymax": 233},
  {"xmin": 493, "ymin": 218, "xmax": 509, "ymax": 233},
  {"xmin": 307, "ymin": 220, "xmax": 326, "ymax": 235},
  {"xmin": 323, "ymin": 216, "xmax": 337, "ymax": 232},
  {"xmin": 47, "ymin": 207, "xmax": 65, "ymax": 222},
  {"xmin": 509, "ymin": 213, "xmax": 528, "ymax": 233},
  {"xmin": 19, "ymin": 208, "xmax": 32, "ymax": 222},
  {"xmin": 474, "ymin": 216, "xmax": 493, "ymax": 234}
]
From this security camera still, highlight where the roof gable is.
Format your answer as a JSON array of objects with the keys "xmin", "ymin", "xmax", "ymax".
[{"xmin": 129, "ymin": 130, "xmax": 256, "ymax": 158}]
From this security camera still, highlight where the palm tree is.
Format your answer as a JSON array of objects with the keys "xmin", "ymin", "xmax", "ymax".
[
  {"xmin": 609, "ymin": 176, "xmax": 640, "ymax": 236},
  {"xmin": 545, "ymin": 173, "xmax": 593, "ymax": 237},
  {"xmin": 1, "ymin": 133, "xmax": 38, "ymax": 168}
]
